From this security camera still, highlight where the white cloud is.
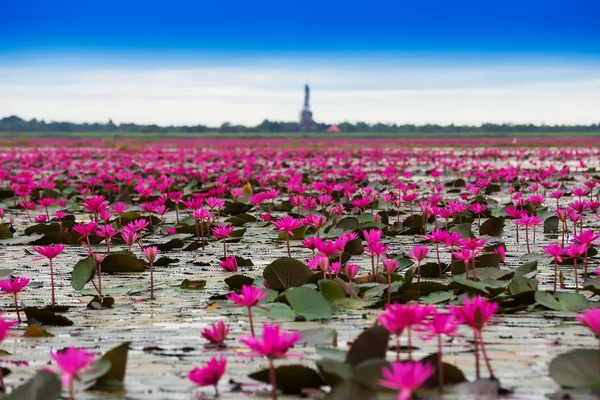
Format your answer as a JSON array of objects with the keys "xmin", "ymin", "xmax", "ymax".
[{"xmin": 0, "ymin": 61, "xmax": 599, "ymax": 126}]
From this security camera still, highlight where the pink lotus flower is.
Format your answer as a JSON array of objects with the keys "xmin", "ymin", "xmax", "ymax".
[
  {"xmin": 273, "ymin": 216, "xmax": 303, "ymax": 257},
  {"xmin": 0, "ymin": 315, "xmax": 17, "ymax": 391},
  {"xmin": 201, "ymin": 321, "xmax": 230, "ymax": 346},
  {"xmin": 241, "ymin": 322, "xmax": 302, "ymax": 359},
  {"xmin": 227, "ymin": 284, "xmax": 269, "ymax": 335},
  {"xmin": 379, "ymin": 361, "xmax": 434, "ymax": 400},
  {"xmin": 407, "ymin": 245, "xmax": 428, "ymax": 262},
  {"xmin": 577, "ymin": 308, "xmax": 600, "ymax": 342},
  {"xmin": 50, "ymin": 347, "xmax": 96, "ymax": 391},
  {"xmin": 543, "ymin": 243, "xmax": 565, "ymax": 293},
  {"xmin": 34, "ymin": 244, "xmax": 65, "ymax": 307},
  {"xmin": 565, "ymin": 243, "xmax": 587, "ymax": 293},
  {"xmin": 0, "ymin": 276, "xmax": 30, "ymax": 322},
  {"xmin": 143, "ymin": 246, "xmax": 158, "ymax": 300},
  {"xmin": 219, "ymin": 256, "xmax": 238, "ymax": 272},
  {"xmin": 345, "ymin": 264, "xmax": 360, "ymax": 281},
  {"xmin": 33, "ymin": 243, "xmax": 66, "ymax": 260},
  {"xmin": 452, "ymin": 295, "xmax": 498, "ymax": 379},
  {"xmin": 378, "ymin": 303, "xmax": 433, "ymax": 360},
  {"xmin": 0, "ymin": 276, "xmax": 30, "ymax": 294},
  {"xmin": 363, "ymin": 228, "xmax": 383, "ymax": 245},
  {"xmin": 188, "ymin": 356, "xmax": 227, "ymax": 396},
  {"xmin": 407, "ymin": 245, "xmax": 428, "ymax": 294}
]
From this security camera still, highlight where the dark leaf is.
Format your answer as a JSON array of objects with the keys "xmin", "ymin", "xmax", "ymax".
[
  {"xmin": 224, "ymin": 274, "xmax": 254, "ymax": 291},
  {"xmin": 344, "ymin": 238, "xmax": 364, "ymax": 255},
  {"xmin": 87, "ymin": 296, "xmax": 115, "ymax": 309},
  {"xmin": 24, "ymin": 307, "xmax": 74, "ymax": 326},
  {"xmin": 544, "ymin": 216, "xmax": 560, "ymax": 234},
  {"xmin": 179, "ymin": 279, "xmax": 207, "ymax": 290},
  {"xmin": 102, "ymin": 252, "xmax": 145, "ymax": 273},
  {"xmin": 325, "ymin": 380, "xmax": 376, "ymax": 400},
  {"xmin": 285, "ymin": 287, "xmax": 332, "ymax": 320},
  {"xmin": 421, "ymin": 353, "xmax": 467, "ymax": 387},
  {"xmin": 263, "ymin": 258, "xmax": 316, "ymax": 290},
  {"xmin": 23, "ymin": 324, "xmax": 54, "ymax": 337},
  {"xmin": 94, "ymin": 342, "xmax": 130, "ymax": 385},
  {"xmin": 248, "ymin": 365, "xmax": 325, "ymax": 395},
  {"xmin": 345, "ymin": 325, "xmax": 389, "ymax": 367},
  {"xmin": 549, "ymin": 349, "xmax": 600, "ymax": 389},
  {"xmin": 318, "ymin": 279, "xmax": 346, "ymax": 302},
  {"xmin": 479, "ymin": 217, "xmax": 505, "ymax": 236},
  {"xmin": 72, "ymin": 256, "xmax": 95, "ymax": 291},
  {"xmin": 4, "ymin": 371, "xmax": 62, "ymax": 400},
  {"xmin": 225, "ymin": 213, "xmax": 257, "ymax": 226}
]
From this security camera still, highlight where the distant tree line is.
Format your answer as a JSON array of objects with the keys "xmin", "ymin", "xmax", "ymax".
[{"xmin": 1, "ymin": 115, "xmax": 599, "ymax": 134}]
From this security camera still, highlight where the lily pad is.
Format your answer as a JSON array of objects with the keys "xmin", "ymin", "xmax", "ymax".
[
  {"xmin": 263, "ymin": 258, "xmax": 316, "ymax": 290},
  {"xmin": 549, "ymin": 349, "xmax": 600, "ymax": 389},
  {"xmin": 345, "ymin": 325, "xmax": 389, "ymax": 367},
  {"xmin": 94, "ymin": 342, "xmax": 130, "ymax": 386},
  {"xmin": 285, "ymin": 286, "xmax": 332, "ymax": 321},
  {"xmin": 24, "ymin": 307, "xmax": 74, "ymax": 326},
  {"xmin": 4, "ymin": 371, "xmax": 62, "ymax": 400},
  {"xmin": 224, "ymin": 274, "xmax": 254, "ymax": 291},
  {"xmin": 535, "ymin": 291, "xmax": 589, "ymax": 312},
  {"xmin": 249, "ymin": 365, "xmax": 325, "ymax": 395},
  {"xmin": 318, "ymin": 279, "xmax": 346, "ymax": 302},
  {"xmin": 479, "ymin": 217, "xmax": 505, "ymax": 236},
  {"xmin": 72, "ymin": 256, "xmax": 95, "ymax": 291},
  {"xmin": 102, "ymin": 252, "xmax": 145, "ymax": 273}
]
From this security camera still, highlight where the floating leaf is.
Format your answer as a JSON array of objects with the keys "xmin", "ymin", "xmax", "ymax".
[
  {"xmin": 154, "ymin": 256, "xmax": 179, "ymax": 266},
  {"xmin": 225, "ymin": 213, "xmax": 257, "ymax": 226},
  {"xmin": 179, "ymin": 279, "xmax": 207, "ymax": 290},
  {"xmin": 253, "ymin": 303, "xmax": 296, "ymax": 321},
  {"xmin": 87, "ymin": 296, "xmax": 115, "ymax": 309},
  {"xmin": 285, "ymin": 287, "xmax": 332, "ymax": 321},
  {"xmin": 352, "ymin": 359, "xmax": 391, "ymax": 391},
  {"xmin": 102, "ymin": 252, "xmax": 144, "ymax": 273},
  {"xmin": 23, "ymin": 324, "xmax": 54, "ymax": 337},
  {"xmin": 324, "ymin": 380, "xmax": 376, "ymax": 400},
  {"xmin": 4, "ymin": 371, "xmax": 62, "ymax": 400},
  {"xmin": 514, "ymin": 260, "xmax": 538, "ymax": 277},
  {"xmin": 336, "ymin": 217, "xmax": 359, "ymax": 232},
  {"xmin": 249, "ymin": 365, "xmax": 325, "ymax": 395},
  {"xmin": 544, "ymin": 216, "xmax": 560, "ymax": 234},
  {"xmin": 156, "ymin": 239, "xmax": 184, "ymax": 251},
  {"xmin": 263, "ymin": 258, "xmax": 316, "ymax": 290},
  {"xmin": 94, "ymin": 342, "xmax": 130, "ymax": 385},
  {"xmin": 0, "ymin": 234, "xmax": 43, "ymax": 245},
  {"xmin": 479, "ymin": 217, "xmax": 505, "ymax": 236},
  {"xmin": 24, "ymin": 307, "xmax": 73, "ymax": 326},
  {"xmin": 318, "ymin": 279, "xmax": 346, "ymax": 302},
  {"xmin": 549, "ymin": 349, "xmax": 600, "ymax": 389},
  {"xmin": 24, "ymin": 223, "xmax": 60, "ymax": 236},
  {"xmin": 450, "ymin": 223, "xmax": 474, "ymax": 238},
  {"xmin": 584, "ymin": 277, "xmax": 600, "ymax": 295},
  {"xmin": 535, "ymin": 291, "xmax": 589, "ymax": 312},
  {"xmin": 421, "ymin": 290, "xmax": 456, "ymax": 304},
  {"xmin": 345, "ymin": 325, "xmax": 389, "ymax": 367},
  {"xmin": 421, "ymin": 353, "xmax": 467, "ymax": 387},
  {"xmin": 344, "ymin": 238, "xmax": 364, "ymax": 255},
  {"xmin": 277, "ymin": 225, "xmax": 306, "ymax": 240},
  {"xmin": 224, "ymin": 274, "xmax": 254, "ymax": 291},
  {"xmin": 71, "ymin": 256, "xmax": 95, "ymax": 291},
  {"xmin": 298, "ymin": 328, "xmax": 338, "ymax": 346}
]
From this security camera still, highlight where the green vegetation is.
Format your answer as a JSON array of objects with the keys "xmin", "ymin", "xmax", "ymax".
[
  {"xmin": 1, "ymin": 115, "xmax": 600, "ymax": 138},
  {"xmin": 1, "ymin": 131, "xmax": 599, "ymax": 140}
]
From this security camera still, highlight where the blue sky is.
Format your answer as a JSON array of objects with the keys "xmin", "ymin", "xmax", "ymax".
[{"xmin": 1, "ymin": 0, "xmax": 599, "ymax": 125}]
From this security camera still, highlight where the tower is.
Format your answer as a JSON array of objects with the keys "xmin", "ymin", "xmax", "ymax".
[{"xmin": 299, "ymin": 84, "xmax": 317, "ymax": 131}]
